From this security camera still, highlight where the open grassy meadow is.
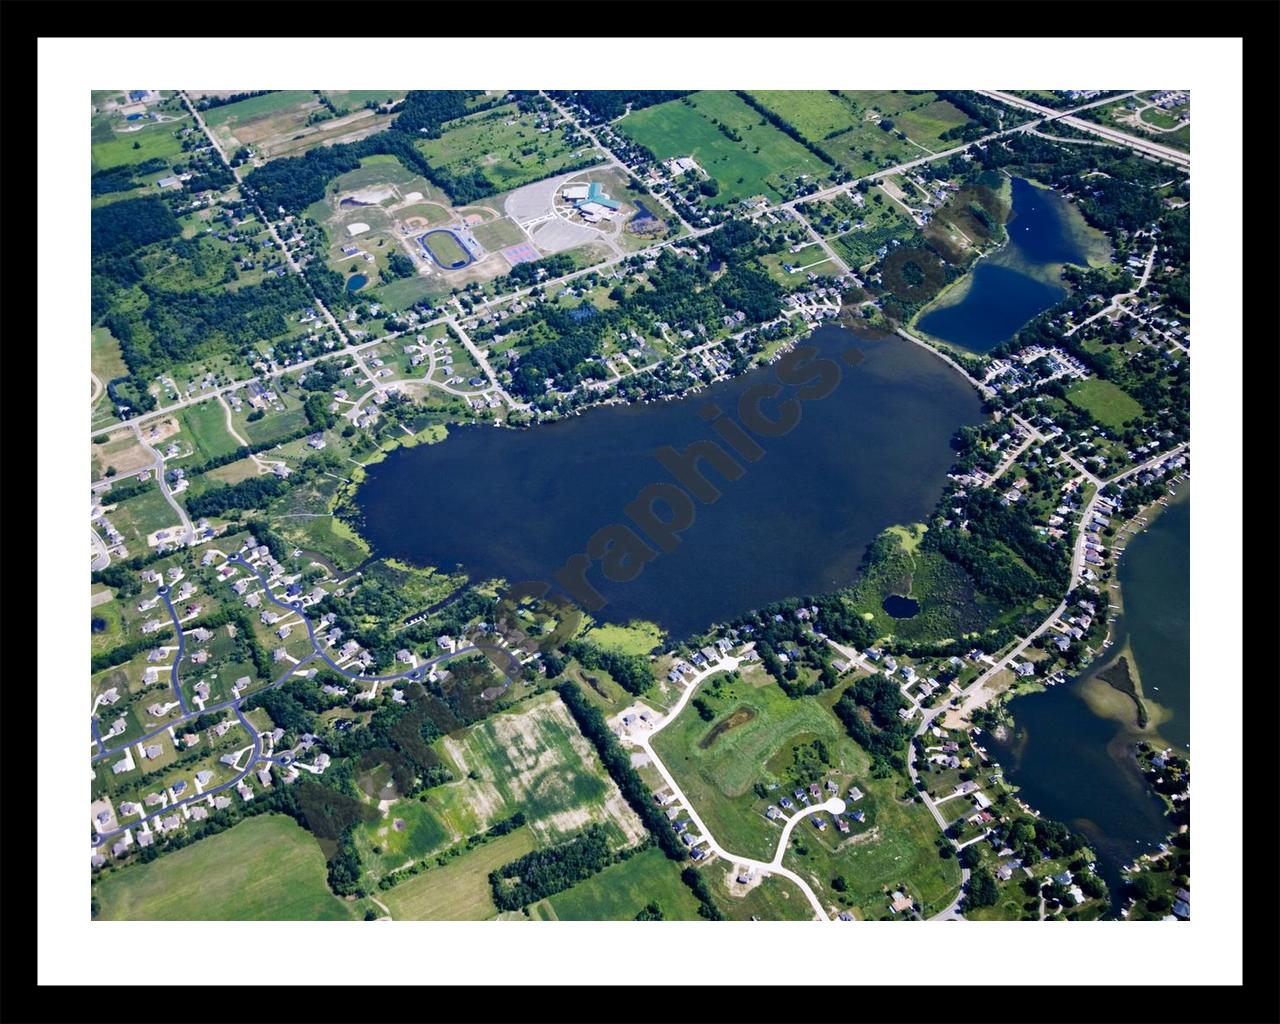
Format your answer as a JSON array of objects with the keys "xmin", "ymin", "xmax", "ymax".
[
  {"xmin": 618, "ymin": 91, "xmax": 830, "ymax": 204},
  {"xmin": 530, "ymin": 846, "xmax": 703, "ymax": 920},
  {"xmin": 1065, "ymin": 378, "xmax": 1144, "ymax": 429},
  {"xmin": 380, "ymin": 826, "xmax": 536, "ymax": 920},
  {"xmin": 94, "ymin": 815, "xmax": 356, "ymax": 920}
]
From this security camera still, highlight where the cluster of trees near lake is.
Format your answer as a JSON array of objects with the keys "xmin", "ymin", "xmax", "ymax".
[{"xmin": 561, "ymin": 640, "xmax": 654, "ymax": 695}]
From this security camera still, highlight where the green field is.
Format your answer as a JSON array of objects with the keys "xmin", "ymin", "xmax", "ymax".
[
  {"xmin": 356, "ymin": 692, "xmax": 644, "ymax": 879},
  {"xmin": 91, "ymin": 118, "xmax": 188, "ymax": 172},
  {"xmin": 470, "ymin": 217, "xmax": 529, "ymax": 251},
  {"xmin": 617, "ymin": 91, "xmax": 831, "ymax": 204},
  {"xmin": 651, "ymin": 664, "xmax": 867, "ymax": 861},
  {"xmin": 179, "ymin": 400, "xmax": 242, "ymax": 461},
  {"xmin": 708, "ymin": 865, "xmax": 817, "ymax": 921},
  {"xmin": 530, "ymin": 847, "xmax": 703, "ymax": 920},
  {"xmin": 1065, "ymin": 378, "xmax": 1144, "ymax": 428},
  {"xmin": 202, "ymin": 90, "xmax": 317, "ymax": 128},
  {"xmin": 107, "ymin": 486, "xmax": 181, "ymax": 547},
  {"xmin": 746, "ymin": 90, "xmax": 975, "ymax": 178},
  {"xmin": 321, "ymin": 90, "xmax": 406, "ymax": 110},
  {"xmin": 584, "ymin": 620, "xmax": 665, "ymax": 656},
  {"xmin": 380, "ymin": 827, "xmax": 536, "ymax": 920},
  {"xmin": 417, "ymin": 101, "xmax": 601, "ymax": 193},
  {"xmin": 94, "ymin": 815, "xmax": 356, "ymax": 920}
]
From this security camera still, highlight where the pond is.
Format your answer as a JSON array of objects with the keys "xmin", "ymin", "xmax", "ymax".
[
  {"xmin": 346, "ymin": 274, "xmax": 367, "ymax": 292},
  {"xmin": 916, "ymin": 177, "xmax": 1106, "ymax": 354},
  {"xmin": 881, "ymin": 594, "xmax": 920, "ymax": 619},
  {"xmin": 353, "ymin": 324, "xmax": 985, "ymax": 639}
]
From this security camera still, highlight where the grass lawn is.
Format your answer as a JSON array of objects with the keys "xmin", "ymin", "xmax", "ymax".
[
  {"xmin": 617, "ymin": 91, "xmax": 830, "ymax": 204},
  {"xmin": 381, "ymin": 826, "xmax": 535, "ymax": 920},
  {"xmin": 93, "ymin": 814, "xmax": 356, "ymax": 920},
  {"xmin": 530, "ymin": 847, "xmax": 703, "ymax": 920},
  {"xmin": 1065, "ymin": 378, "xmax": 1144, "ymax": 429},
  {"xmin": 651, "ymin": 665, "xmax": 869, "ymax": 861}
]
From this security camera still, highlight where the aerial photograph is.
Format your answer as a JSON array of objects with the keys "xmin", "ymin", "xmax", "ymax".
[{"xmin": 87, "ymin": 86, "xmax": 1191, "ymax": 925}]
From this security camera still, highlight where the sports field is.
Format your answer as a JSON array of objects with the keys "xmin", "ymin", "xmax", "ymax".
[
  {"xmin": 380, "ymin": 827, "xmax": 536, "ymax": 920},
  {"xmin": 1065, "ymin": 378, "xmax": 1144, "ymax": 428},
  {"xmin": 529, "ymin": 846, "xmax": 703, "ymax": 920},
  {"xmin": 93, "ymin": 814, "xmax": 356, "ymax": 920},
  {"xmin": 420, "ymin": 230, "xmax": 472, "ymax": 269},
  {"xmin": 617, "ymin": 91, "xmax": 830, "ymax": 204}
]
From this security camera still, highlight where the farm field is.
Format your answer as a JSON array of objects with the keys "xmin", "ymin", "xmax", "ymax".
[
  {"xmin": 417, "ymin": 102, "xmax": 603, "ymax": 194},
  {"xmin": 355, "ymin": 692, "xmax": 645, "ymax": 879},
  {"xmin": 93, "ymin": 815, "xmax": 356, "ymax": 920},
  {"xmin": 380, "ymin": 826, "xmax": 536, "ymax": 920},
  {"xmin": 617, "ymin": 91, "xmax": 831, "ymax": 204},
  {"xmin": 91, "ymin": 116, "xmax": 189, "ymax": 172},
  {"xmin": 529, "ymin": 847, "xmax": 703, "ymax": 920},
  {"xmin": 651, "ymin": 664, "xmax": 871, "ymax": 861},
  {"xmin": 746, "ymin": 90, "xmax": 975, "ymax": 178},
  {"xmin": 1065, "ymin": 378, "xmax": 1144, "ymax": 429}
]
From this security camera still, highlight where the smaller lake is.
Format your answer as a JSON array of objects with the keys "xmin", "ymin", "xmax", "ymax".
[
  {"xmin": 916, "ymin": 177, "xmax": 1104, "ymax": 354},
  {"xmin": 346, "ymin": 274, "xmax": 367, "ymax": 292},
  {"xmin": 987, "ymin": 489, "xmax": 1190, "ymax": 906},
  {"xmin": 881, "ymin": 594, "xmax": 919, "ymax": 619}
]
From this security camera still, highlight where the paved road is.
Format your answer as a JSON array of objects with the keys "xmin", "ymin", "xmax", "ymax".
[
  {"xmin": 976, "ymin": 91, "xmax": 1190, "ymax": 169},
  {"xmin": 132, "ymin": 420, "xmax": 194, "ymax": 546},
  {"xmin": 90, "ymin": 527, "xmax": 110, "ymax": 571}
]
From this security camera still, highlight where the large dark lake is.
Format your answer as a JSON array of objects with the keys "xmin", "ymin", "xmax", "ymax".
[
  {"xmin": 916, "ymin": 177, "xmax": 1098, "ymax": 354},
  {"xmin": 355, "ymin": 325, "xmax": 984, "ymax": 638},
  {"xmin": 987, "ymin": 488, "xmax": 1190, "ymax": 902}
]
